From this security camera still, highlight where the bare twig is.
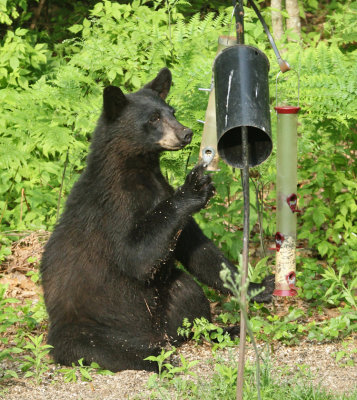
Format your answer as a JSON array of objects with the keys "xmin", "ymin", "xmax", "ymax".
[
  {"xmin": 56, "ymin": 149, "xmax": 70, "ymax": 222},
  {"xmin": 20, "ymin": 188, "xmax": 24, "ymax": 223},
  {"xmin": 251, "ymin": 177, "xmax": 266, "ymax": 257},
  {"xmin": 0, "ymin": 167, "xmax": 19, "ymax": 227},
  {"xmin": 23, "ymin": 188, "xmax": 31, "ymax": 212},
  {"xmin": 30, "ymin": 0, "xmax": 47, "ymax": 30},
  {"xmin": 19, "ymin": 188, "xmax": 31, "ymax": 224},
  {"xmin": 220, "ymin": 265, "xmax": 263, "ymax": 400}
]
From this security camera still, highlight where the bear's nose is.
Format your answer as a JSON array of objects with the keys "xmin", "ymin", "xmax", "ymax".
[{"xmin": 182, "ymin": 129, "xmax": 193, "ymax": 144}]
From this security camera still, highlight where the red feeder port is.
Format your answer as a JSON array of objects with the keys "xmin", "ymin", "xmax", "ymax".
[
  {"xmin": 286, "ymin": 193, "xmax": 301, "ymax": 213},
  {"xmin": 273, "ymin": 271, "xmax": 298, "ymax": 297},
  {"xmin": 269, "ymin": 232, "xmax": 285, "ymax": 252},
  {"xmin": 275, "ymin": 232, "xmax": 284, "ymax": 252}
]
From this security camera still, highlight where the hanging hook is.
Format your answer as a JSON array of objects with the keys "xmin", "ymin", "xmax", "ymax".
[
  {"xmin": 276, "ymin": 69, "xmax": 300, "ymax": 107},
  {"xmin": 246, "ymin": 0, "xmax": 290, "ymax": 73}
]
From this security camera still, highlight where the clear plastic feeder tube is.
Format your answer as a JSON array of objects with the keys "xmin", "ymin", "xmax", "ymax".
[{"xmin": 274, "ymin": 106, "xmax": 300, "ymax": 296}]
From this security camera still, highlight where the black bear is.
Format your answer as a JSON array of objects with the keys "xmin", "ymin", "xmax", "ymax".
[{"xmin": 41, "ymin": 68, "xmax": 273, "ymax": 372}]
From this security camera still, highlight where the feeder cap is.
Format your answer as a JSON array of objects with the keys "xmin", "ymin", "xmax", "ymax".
[{"xmin": 274, "ymin": 106, "xmax": 300, "ymax": 114}]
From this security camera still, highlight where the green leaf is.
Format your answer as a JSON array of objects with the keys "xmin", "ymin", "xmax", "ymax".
[
  {"xmin": 107, "ymin": 70, "xmax": 116, "ymax": 83},
  {"xmin": 9, "ymin": 57, "xmax": 19, "ymax": 70},
  {"xmin": 144, "ymin": 355, "xmax": 158, "ymax": 362},
  {"xmin": 336, "ymin": 351, "xmax": 346, "ymax": 362},
  {"xmin": 131, "ymin": 75, "xmax": 141, "ymax": 88},
  {"xmin": 5, "ymin": 369, "xmax": 18, "ymax": 378},
  {"xmin": 317, "ymin": 241, "xmax": 329, "ymax": 257},
  {"xmin": 15, "ymin": 28, "xmax": 28, "ymax": 36},
  {"xmin": 80, "ymin": 368, "xmax": 93, "ymax": 381},
  {"xmin": 10, "ymin": 347, "xmax": 23, "ymax": 354},
  {"xmin": 83, "ymin": 18, "xmax": 91, "ymax": 28},
  {"xmin": 68, "ymin": 24, "xmax": 83, "ymax": 34},
  {"xmin": 92, "ymin": 2, "xmax": 104, "ymax": 15},
  {"xmin": 312, "ymin": 208, "xmax": 325, "ymax": 227}
]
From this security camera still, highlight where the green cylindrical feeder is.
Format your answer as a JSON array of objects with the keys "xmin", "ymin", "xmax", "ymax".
[
  {"xmin": 199, "ymin": 36, "xmax": 237, "ymax": 171},
  {"xmin": 274, "ymin": 106, "xmax": 300, "ymax": 296}
]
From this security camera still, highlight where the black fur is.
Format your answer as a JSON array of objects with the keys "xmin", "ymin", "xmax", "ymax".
[{"xmin": 41, "ymin": 68, "xmax": 273, "ymax": 372}]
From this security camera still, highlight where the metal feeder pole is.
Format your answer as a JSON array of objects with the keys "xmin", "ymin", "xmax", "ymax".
[
  {"xmin": 234, "ymin": 1, "xmax": 249, "ymax": 399},
  {"xmin": 212, "ymin": 1, "xmax": 283, "ymax": 397}
]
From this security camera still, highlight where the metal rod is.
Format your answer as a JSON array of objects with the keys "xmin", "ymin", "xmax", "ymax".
[
  {"xmin": 247, "ymin": 0, "xmax": 290, "ymax": 73},
  {"xmin": 236, "ymin": 126, "xmax": 250, "ymax": 400},
  {"xmin": 234, "ymin": 0, "xmax": 244, "ymax": 44},
  {"xmin": 233, "ymin": 1, "xmax": 250, "ymax": 399}
]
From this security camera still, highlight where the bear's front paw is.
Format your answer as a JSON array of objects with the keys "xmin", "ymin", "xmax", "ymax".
[
  {"xmin": 177, "ymin": 163, "xmax": 215, "ymax": 213},
  {"xmin": 248, "ymin": 274, "xmax": 275, "ymax": 303}
]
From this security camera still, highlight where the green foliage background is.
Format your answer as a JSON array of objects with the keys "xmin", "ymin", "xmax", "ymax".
[{"xmin": 0, "ymin": 0, "xmax": 356, "ymax": 308}]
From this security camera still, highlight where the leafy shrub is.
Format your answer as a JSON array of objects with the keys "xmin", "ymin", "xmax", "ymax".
[
  {"xmin": 0, "ymin": 0, "xmax": 356, "ymax": 308},
  {"xmin": 0, "ymin": 28, "xmax": 49, "ymax": 89},
  {"xmin": 0, "ymin": 1, "xmax": 231, "ymax": 234},
  {"xmin": 58, "ymin": 358, "xmax": 114, "ymax": 383}
]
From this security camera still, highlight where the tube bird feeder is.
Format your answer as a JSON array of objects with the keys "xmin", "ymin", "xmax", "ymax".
[
  {"xmin": 214, "ymin": 45, "xmax": 273, "ymax": 168},
  {"xmin": 273, "ymin": 105, "xmax": 300, "ymax": 296},
  {"xmin": 199, "ymin": 36, "xmax": 237, "ymax": 171}
]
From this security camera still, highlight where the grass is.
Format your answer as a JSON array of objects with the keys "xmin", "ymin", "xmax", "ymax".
[{"xmin": 144, "ymin": 356, "xmax": 357, "ymax": 400}]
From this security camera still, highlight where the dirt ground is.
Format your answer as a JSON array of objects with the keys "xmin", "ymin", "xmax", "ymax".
[
  {"xmin": 1, "ymin": 340, "xmax": 356, "ymax": 400},
  {"xmin": 1, "ymin": 232, "xmax": 356, "ymax": 400}
]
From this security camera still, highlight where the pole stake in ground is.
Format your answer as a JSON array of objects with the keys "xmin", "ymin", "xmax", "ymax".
[
  {"xmin": 213, "ymin": 1, "xmax": 274, "ymax": 398},
  {"xmin": 209, "ymin": 0, "xmax": 289, "ymax": 398}
]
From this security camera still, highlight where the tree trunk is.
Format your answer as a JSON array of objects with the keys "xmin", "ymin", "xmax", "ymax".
[
  {"xmin": 271, "ymin": 0, "xmax": 284, "ymax": 41},
  {"xmin": 30, "ymin": 0, "xmax": 46, "ymax": 30},
  {"xmin": 286, "ymin": 0, "xmax": 301, "ymax": 40}
]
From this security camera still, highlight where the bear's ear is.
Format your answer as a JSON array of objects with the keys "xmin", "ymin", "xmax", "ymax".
[
  {"xmin": 143, "ymin": 68, "xmax": 172, "ymax": 100},
  {"xmin": 103, "ymin": 86, "xmax": 128, "ymax": 121}
]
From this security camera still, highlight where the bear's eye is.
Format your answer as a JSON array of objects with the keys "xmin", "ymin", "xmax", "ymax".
[{"xmin": 149, "ymin": 112, "xmax": 160, "ymax": 123}]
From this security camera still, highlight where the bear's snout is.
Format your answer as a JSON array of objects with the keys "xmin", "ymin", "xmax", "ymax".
[{"xmin": 181, "ymin": 128, "xmax": 193, "ymax": 145}]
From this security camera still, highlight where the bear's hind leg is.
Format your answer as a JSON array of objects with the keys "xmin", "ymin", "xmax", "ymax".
[
  {"xmin": 48, "ymin": 324, "xmax": 162, "ymax": 372},
  {"xmin": 163, "ymin": 270, "xmax": 211, "ymax": 343}
]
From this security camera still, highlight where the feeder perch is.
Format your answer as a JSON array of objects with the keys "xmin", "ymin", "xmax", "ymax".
[{"xmin": 202, "ymin": 146, "xmax": 215, "ymax": 168}]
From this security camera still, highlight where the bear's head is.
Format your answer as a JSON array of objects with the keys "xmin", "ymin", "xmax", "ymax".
[{"xmin": 101, "ymin": 68, "xmax": 193, "ymax": 154}]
